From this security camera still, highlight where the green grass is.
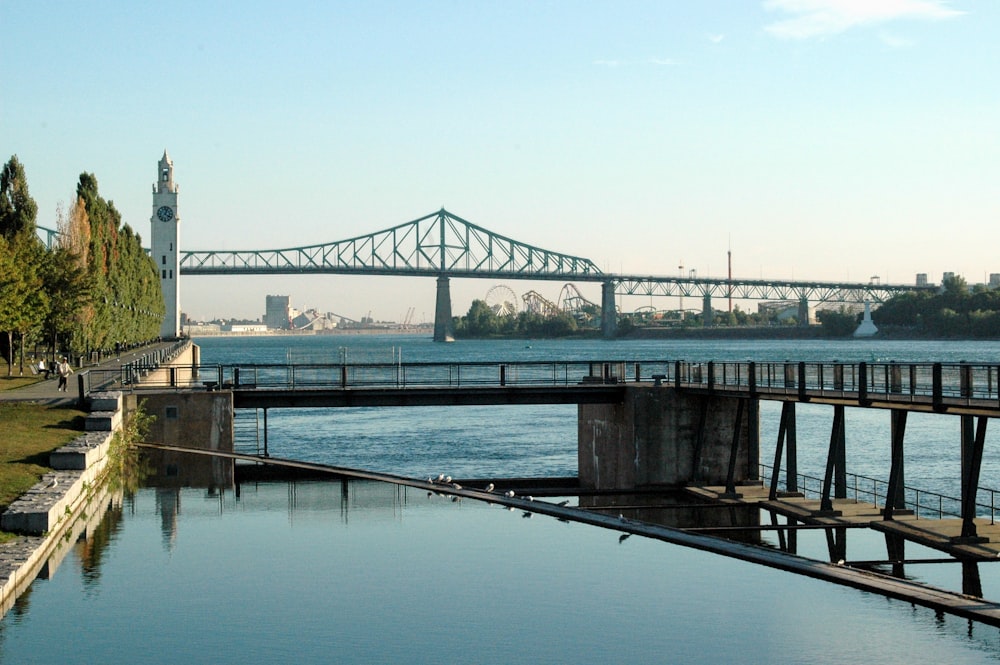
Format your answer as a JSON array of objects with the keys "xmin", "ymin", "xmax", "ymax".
[
  {"xmin": 0, "ymin": 375, "xmax": 43, "ymax": 391},
  {"xmin": 0, "ymin": 402, "xmax": 87, "ymax": 541}
]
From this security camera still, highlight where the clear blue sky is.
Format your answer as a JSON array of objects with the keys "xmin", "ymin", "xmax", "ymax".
[{"xmin": 3, "ymin": 1, "xmax": 996, "ymax": 322}]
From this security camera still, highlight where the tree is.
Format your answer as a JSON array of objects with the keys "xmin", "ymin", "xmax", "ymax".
[
  {"xmin": 0, "ymin": 157, "xmax": 45, "ymax": 373},
  {"xmin": 817, "ymin": 307, "xmax": 859, "ymax": 337},
  {"xmin": 0, "ymin": 156, "xmax": 38, "ymax": 241}
]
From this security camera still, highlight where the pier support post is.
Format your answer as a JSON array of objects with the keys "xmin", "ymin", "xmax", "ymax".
[
  {"xmin": 600, "ymin": 281, "xmax": 617, "ymax": 339},
  {"xmin": 958, "ymin": 416, "xmax": 988, "ymax": 542},
  {"xmin": 769, "ymin": 402, "xmax": 797, "ymax": 499},
  {"xmin": 702, "ymin": 294, "xmax": 712, "ymax": 327},
  {"xmin": 433, "ymin": 275, "xmax": 454, "ymax": 343},
  {"xmin": 883, "ymin": 409, "xmax": 907, "ymax": 520},
  {"xmin": 819, "ymin": 405, "xmax": 846, "ymax": 515}
]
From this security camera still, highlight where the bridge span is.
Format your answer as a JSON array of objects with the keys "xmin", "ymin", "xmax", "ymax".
[{"xmin": 178, "ymin": 208, "xmax": 932, "ymax": 340}]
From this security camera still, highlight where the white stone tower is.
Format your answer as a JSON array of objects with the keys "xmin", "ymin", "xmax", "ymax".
[{"xmin": 151, "ymin": 150, "xmax": 181, "ymax": 338}]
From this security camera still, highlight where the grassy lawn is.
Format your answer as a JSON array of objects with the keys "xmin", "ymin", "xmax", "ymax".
[
  {"xmin": 0, "ymin": 375, "xmax": 43, "ymax": 391},
  {"xmin": 0, "ymin": 402, "xmax": 87, "ymax": 541}
]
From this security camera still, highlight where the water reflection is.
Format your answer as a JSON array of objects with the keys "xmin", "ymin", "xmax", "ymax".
[{"xmin": 5, "ymin": 478, "xmax": 1000, "ymax": 663}]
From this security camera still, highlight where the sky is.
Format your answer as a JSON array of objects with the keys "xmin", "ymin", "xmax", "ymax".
[{"xmin": 2, "ymin": 0, "xmax": 997, "ymax": 323}]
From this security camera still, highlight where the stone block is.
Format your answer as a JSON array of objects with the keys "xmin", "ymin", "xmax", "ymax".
[
  {"xmin": 85, "ymin": 410, "xmax": 122, "ymax": 432},
  {"xmin": 89, "ymin": 391, "xmax": 123, "ymax": 412},
  {"xmin": 50, "ymin": 431, "xmax": 114, "ymax": 471}
]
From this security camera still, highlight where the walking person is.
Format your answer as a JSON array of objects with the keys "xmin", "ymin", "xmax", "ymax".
[{"xmin": 56, "ymin": 356, "xmax": 73, "ymax": 392}]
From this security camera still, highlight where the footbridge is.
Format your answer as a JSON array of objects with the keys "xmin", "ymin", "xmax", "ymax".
[{"xmin": 179, "ymin": 208, "xmax": 931, "ymax": 339}]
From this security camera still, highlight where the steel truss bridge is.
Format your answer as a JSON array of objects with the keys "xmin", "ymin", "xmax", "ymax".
[{"xmin": 178, "ymin": 208, "xmax": 932, "ymax": 339}]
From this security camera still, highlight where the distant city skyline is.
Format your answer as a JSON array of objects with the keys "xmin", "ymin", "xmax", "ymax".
[{"xmin": 4, "ymin": 1, "xmax": 996, "ymax": 322}]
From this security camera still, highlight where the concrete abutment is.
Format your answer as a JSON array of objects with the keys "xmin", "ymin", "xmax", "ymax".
[{"xmin": 578, "ymin": 386, "xmax": 758, "ymax": 491}]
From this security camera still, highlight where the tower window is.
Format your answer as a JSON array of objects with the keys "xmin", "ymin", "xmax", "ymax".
[
  {"xmin": 169, "ymin": 270, "xmax": 173, "ymax": 279},
  {"xmin": 162, "ymin": 169, "xmax": 168, "ymax": 181},
  {"xmin": 169, "ymin": 242, "xmax": 173, "ymax": 251},
  {"xmin": 162, "ymin": 255, "xmax": 166, "ymax": 265},
  {"xmin": 162, "ymin": 270, "xmax": 167, "ymax": 279}
]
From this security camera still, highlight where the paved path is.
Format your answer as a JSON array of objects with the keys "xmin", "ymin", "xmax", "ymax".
[{"xmin": 0, "ymin": 343, "xmax": 178, "ymax": 407}]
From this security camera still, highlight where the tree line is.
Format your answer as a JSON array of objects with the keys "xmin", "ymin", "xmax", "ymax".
[
  {"xmin": 0, "ymin": 155, "xmax": 164, "ymax": 374},
  {"xmin": 453, "ymin": 300, "xmax": 587, "ymax": 338},
  {"xmin": 871, "ymin": 276, "xmax": 1000, "ymax": 338}
]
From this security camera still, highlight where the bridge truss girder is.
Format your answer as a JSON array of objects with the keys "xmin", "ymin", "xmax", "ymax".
[
  {"xmin": 611, "ymin": 276, "xmax": 932, "ymax": 305},
  {"xmin": 180, "ymin": 208, "xmax": 602, "ymax": 280}
]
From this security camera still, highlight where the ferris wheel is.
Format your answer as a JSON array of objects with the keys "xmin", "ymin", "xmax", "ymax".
[{"xmin": 485, "ymin": 284, "xmax": 520, "ymax": 316}]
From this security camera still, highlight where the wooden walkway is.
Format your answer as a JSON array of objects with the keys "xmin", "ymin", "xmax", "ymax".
[{"xmin": 687, "ymin": 483, "xmax": 1000, "ymax": 560}]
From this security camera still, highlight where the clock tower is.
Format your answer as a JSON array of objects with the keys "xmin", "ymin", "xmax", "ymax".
[{"xmin": 151, "ymin": 150, "xmax": 181, "ymax": 338}]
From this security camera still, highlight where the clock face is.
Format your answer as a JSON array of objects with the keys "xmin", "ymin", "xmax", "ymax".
[{"xmin": 156, "ymin": 206, "xmax": 174, "ymax": 222}]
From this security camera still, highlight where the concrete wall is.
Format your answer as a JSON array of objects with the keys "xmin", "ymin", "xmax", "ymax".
[
  {"xmin": 135, "ymin": 391, "xmax": 234, "ymax": 489},
  {"xmin": 578, "ymin": 386, "xmax": 756, "ymax": 490}
]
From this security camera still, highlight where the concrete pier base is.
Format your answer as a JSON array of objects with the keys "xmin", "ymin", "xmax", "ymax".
[{"xmin": 578, "ymin": 386, "xmax": 756, "ymax": 491}]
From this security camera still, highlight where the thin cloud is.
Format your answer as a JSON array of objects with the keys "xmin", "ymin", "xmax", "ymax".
[
  {"xmin": 593, "ymin": 58, "xmax": 678, "ymax": 67},
  {"xmin": 763, "ymin": 0, "xmax": 964, "ymax": 40},
  {"xmin": 879, "ymin": 31, "xmax": 914, "ymax": 47},
  {"xmin": 708, "ymin": 33, "xmax": 726, "ymax": 43}
]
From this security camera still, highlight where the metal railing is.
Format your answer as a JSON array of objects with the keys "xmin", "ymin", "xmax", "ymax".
[
  {"xmin": 80, "ymin": 358, "xmax": 1000, "ymax": 411},
  {"xmin": 677, "ymin": 360, "xmax": 1000, "ymax": 411},
  {"xmin": 82, "ymin": 359, "xmax": 679, "ymax": 392},
  {"xmin": 760, "ymin": 463, "xmax": 1000, "ymax": 523},
  {"xmin": 78, "ymin": 339, "xmax": 192, "ymax": 395}
]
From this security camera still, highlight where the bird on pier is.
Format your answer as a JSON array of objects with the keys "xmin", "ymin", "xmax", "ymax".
[
  {"xmin": 436, "ymin": 474, "xmax": 445, "ymax": 483},
  {"xmin": 505, "ymin": 490, "xmax": 515, "ymax": 498},
  {"xmin": 451, "ymin": 483, "xmax": 462, "ymax": 490},
  {"xmin": 46, "ymin": 478, "xmax": 59, "ymax": 489},
  {"xmin": 444, "ymin": 476, "xmax": 452, "ymax": 484},
  {"xmin": 619, "ymin": 533, "xmax": 631, "ymax": 544},
  {"xmin": 485, "ymin": 483, "xmax": 495, "ymax": 493}
]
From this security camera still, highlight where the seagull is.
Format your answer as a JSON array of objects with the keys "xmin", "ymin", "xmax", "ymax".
[
  {"xmin": 444, "ymin": 476, "xmax": 452, "ymax": 484},
  {"xmin": 451, "ymin": 483, "xmax": 462, "ymax": 490},
  {"xmin": 436, "ymin": 474, "xmax": 445, "ymax": 483},
  {"xmin": 619, "ymin": 533, "xmax": 630, "ymax": 544},
  {"xmin": 505, "ymin": 490, "xmax": 515, "ymax": 498},
  {"xmin": 485, "ymin": 483, "xmax": 495, "ymax": 493},
  {"xmin": 526, "ymin": 496, "xmax": 534, "ymax": 502},
  {"xmin": 522, "ymin": 512, "xmax": 532, "ymax": 518},
  {"xmin": 47, "ymin": 478, "xmax": 58, "ymax": 489}
]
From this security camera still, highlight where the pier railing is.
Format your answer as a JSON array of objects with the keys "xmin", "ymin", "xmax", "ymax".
[
  {"xmin": 760, "ymin": 463, "xmax": 1000, "ymax": 523},
  {"xmin": 676, "ymin": 360, "xmax": 1000, "ymax": 411},
  {"xmin": 82, "ymin": 358, "xmax": 1000, "ymax": 411}
]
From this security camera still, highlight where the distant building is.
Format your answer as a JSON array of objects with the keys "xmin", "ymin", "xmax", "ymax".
[
  {"xmin": 228, "ymin": 324, "xmax": 268, "ymax": 333},
  {"xmin": 265, "ymin": 295, "xmax": 291, "ymax": 330},
  {"xmin": 916, "ymin": 273, "xmax": 928, "ymax": 287},
  {"xmin": 990, "ymin": 274, "xmax": 1000, "ymax": 288}
]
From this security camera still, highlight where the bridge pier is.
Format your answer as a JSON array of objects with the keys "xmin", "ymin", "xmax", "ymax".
[
  {"xmin": 798, "ymin": 297, "xmax": 811, "ymax": 326},
  {"xmin": 702, "ymin": 294, "xmax": 713, "ymax": 327},
  {"xmin": 600, "ymin": 281, "xmax": 617, "ymax": 339},
  {"xmin": 433, "ymin": 275, "xmax": 455, "ymax": 343}
]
